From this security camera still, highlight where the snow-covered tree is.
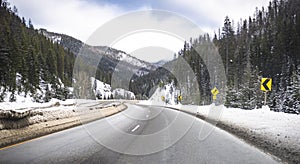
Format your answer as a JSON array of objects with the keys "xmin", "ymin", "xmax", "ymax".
[{"xmin": 282, "ymin": 68, "xmax": 300, "ymax": 114}]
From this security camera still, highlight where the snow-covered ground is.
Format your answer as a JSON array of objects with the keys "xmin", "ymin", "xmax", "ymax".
[
  {"xmin": 181, "ymin": 105, "xmax": 300, "ymax": 145},
  {"xmin": 139, "ymin": 82, "xmax": 299, "ymax": 162},
  {"xmin": 0, "ymin": 98, "xmax": 75, "ymax": 111},
  {"xmin": 0, "ymin": 100, "xmax": 126, "ymax": 148},
  {"xmin": 91, "ymin": 77, "xmax": 136, "ymax": 100},
  {"xmin": 113, "ymin": 88, "xmax": 135, "ymax": 100},
  {"xmin": 142, "ymin": 83, "xmax": 300, "ymax": 146},
  {"xmin": 91, "ymin": 77, "xmax": 112, "ymax": 100},
  {"xmin": 145, "ymin": 82, "xmax": 181, "ymax": 106},
  {"xmin": 183, "ymin": 104, "xmax": 300, "ymax": 163},
  {"xmin": 0, "ymin": 98, "xmax": 122, "ymax": 130},
  {"xmin": 139, "ymin": 96, "xmax": 300, "ymax": 162}
]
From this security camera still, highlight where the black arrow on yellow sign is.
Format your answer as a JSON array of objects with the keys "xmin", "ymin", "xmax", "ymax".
[
  {"xmin": 262, "ymin": 79, "xmax": 270, "ymax": 91},
  {"xmin": 261, "ymin": 78, "xmax": 272, "ymax": 92}
]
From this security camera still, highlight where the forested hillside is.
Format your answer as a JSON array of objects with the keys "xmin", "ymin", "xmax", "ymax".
[
  {"xmin": 1, "ymin": 0, "xmax": 299, "ymax": 114},
  {"xmin": 0, "ymin": 1, "xmax": 75, "ymax": 102},
  {"xmin": 180, "ymin": 0, "xmax": 300, "ymax": 113},
  {"xmin": 132, "ymin": 0, "xmax": 300, "ymax": 114},
  {"xmin": 214, "ymin": 0, "xmax": 300, "ymax": 113}
]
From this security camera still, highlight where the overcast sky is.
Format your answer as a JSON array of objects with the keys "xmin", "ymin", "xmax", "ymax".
[{"xmin": 8, "ymin": 0, "xmax": 270, "ymax": 62}]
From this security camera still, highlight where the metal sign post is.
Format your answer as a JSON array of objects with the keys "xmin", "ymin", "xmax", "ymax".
[{"xmin": 264, "ymin": 91, "xmax": 267, "ymax": 106}]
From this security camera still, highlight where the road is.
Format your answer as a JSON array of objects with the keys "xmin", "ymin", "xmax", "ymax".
[{"xmin": 0, "ymin": 103, "xmax": 278, "ymax": 163}]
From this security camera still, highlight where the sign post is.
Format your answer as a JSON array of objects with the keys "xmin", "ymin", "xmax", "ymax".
[
  {"xmin": 264, "ymin": 92, "xmax": 267, "ymax": 106},
  {"xmin": 261, "ymin": 78, "xmax": 272, "ymax": 105}
]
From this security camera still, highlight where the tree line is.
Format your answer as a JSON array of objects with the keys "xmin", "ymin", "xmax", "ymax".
[
  {"xmin": 0, "ymin": 0, "xmax": 75, "ymax": 102},
  {"xmin": 133, "ymin": 0, "xmax": 300, "ymax": 114},
  {"xmin": 180, "ymin": 0, "xmax": 299, "ymax": 113}
]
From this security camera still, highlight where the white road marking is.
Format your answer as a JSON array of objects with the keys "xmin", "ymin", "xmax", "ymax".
[{"xmin": 131, "ymin": 125, "xmax": 140, "ymax": 132}]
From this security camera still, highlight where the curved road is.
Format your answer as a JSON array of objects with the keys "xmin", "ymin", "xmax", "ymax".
[{"xmin": 0, "ymin": 103, "xmax": 278, "ymax": 163}]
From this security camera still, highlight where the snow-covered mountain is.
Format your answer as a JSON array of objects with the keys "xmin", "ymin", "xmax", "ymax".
[
  {"xmin": 112, "ymin": 88, "xmax": 135, "ymax": 100},
  {"xmin": 141, "ymin": 82, "xmax": 181, "ymax": 106},
  {"xmin": 91, "ymin": 77, "xmax": 112, "ymax": 100},
  {"xmin": 39, "ymin": 29, "xmax": 157, "ymax": 77},
  {"xmin": 152, "ymin": 60, "xmax": 168, "ymax": 67},
  {"xmin": 93, "ymin": 46, "xmax": 156, "ymax": 70},
  {"xmin": 39, "ymin": 29, "xmax": 83, "ymax": 55}
]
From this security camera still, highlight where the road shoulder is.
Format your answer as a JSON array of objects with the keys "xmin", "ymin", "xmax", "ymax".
[
  {"xmin": 163, "ymin": 104, "xmax": 299, "ymax": 164},
  {"xmin": 0, "ymin": 102, "xmax": 127, "ymax": 148}
]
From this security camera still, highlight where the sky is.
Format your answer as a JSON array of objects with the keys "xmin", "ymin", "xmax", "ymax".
[{"xmin": 8, "ymin": 0, "xmax": 270, "ymax": 63}]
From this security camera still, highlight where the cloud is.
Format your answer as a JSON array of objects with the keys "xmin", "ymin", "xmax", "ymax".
[
  {"xmin": 160, "ymin": 0, "xmax": 270, "ymax": 34},
  {"xmin": 85, "ymin": 10, "xmax": 205, "ymax": 62},
  {"xmin": 8, "ymin": 0, "xmax": 271, "ymax": 41},
  {"xmin": 7, "ymin": 0, "xmax": 271, "ymax": 62},
  {"xmin": 9, "ymin": 0, "xmax": 125, "ymax": 41}
]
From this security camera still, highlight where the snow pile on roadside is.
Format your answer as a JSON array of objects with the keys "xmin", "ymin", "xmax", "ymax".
[
  {"xmin": 139, "ymin": 100, "xmax": 299, "ymax": 162},
  {"xmin": 0, "ymin": 100, "xmax": 76, "ymax": 129},
  {"xmin": 0, "ymin": 99, "xmax": 122, "ymax": 130},
  {"xmin": 0, "ymin": 99, "xmax": 76, "ymax": 125},
  {"xmin": 0, "ymin": 99, "xmax": 75, "ymax": 111},
  {"xmin": 178, "ymin": 104, "xmax": 300, "ymax": 163},
  {"xmin": 194, "ymin": 105, "xmax": 300, "ymax": 144},
  {"xmin": 177, "ymin": 104, "xmax": 300, "ymax": 147}
]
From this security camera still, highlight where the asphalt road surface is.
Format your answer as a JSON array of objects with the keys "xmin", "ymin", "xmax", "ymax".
[{"xmin": 0, "ymin": 103, "xmax": 278, "ymax": 163}]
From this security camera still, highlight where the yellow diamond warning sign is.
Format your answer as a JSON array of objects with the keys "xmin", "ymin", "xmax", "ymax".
[{"xmin": 211, "ymin": 87, "xmax": 219, "ymax": 96}]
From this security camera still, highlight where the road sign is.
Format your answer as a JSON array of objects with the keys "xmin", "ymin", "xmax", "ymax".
[
  {"xmin": 178, "ymin": 95, "xmax": 182, "ymax": 101},
  {"xmin": 161, "ymin": 96, "xmax": 165, "ymax": 101},
  {"xmin": 261, "ymin": 78, "xmax": 272, "ymax": 92},
  {"xmin": 213, "ymin": 95, "xmax": 217, "ymax": 100},
  {"xmin": 211, "ymin": 87, "xmax": 219, "ymax": 95}
]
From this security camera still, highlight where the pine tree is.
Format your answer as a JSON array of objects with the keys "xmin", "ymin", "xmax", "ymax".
[
  {"xmin": 0, "ymin": 3, "xmax": 77, "ymax": 102},
  {"xmin": 44, "ymin": 84, "xmax": 51, "ymax": 102},
  {"xmin": 283, "ymin": 68, "xmax": 300, "ymax": 114},
  {"xmin": 225, "ymin": 86, "xmax": 240, "ymax": 108}
]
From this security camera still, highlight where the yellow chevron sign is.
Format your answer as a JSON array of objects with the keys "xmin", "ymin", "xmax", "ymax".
[{"xmin": 261, "ymin": 78, "xmax": 272, "ymax": 92}]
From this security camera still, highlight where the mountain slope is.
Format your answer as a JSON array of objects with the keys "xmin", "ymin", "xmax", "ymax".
[
  {"xmin": 0, "ymin": 3, "xmax": 75, "ymax": 102},
  {"xmin": 39, "ymin": 29, "xmax": 157, "ymax": 81}
]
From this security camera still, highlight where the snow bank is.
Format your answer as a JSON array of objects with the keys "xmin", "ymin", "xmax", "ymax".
[
  {"xmin": 0, "ymin": 99, "xmax": 121, "ymax": 130},
  {"xmin": 139, "ymin": 99, "xmax": 299, "ymax": 162},
  {"xmin": 178, "ymin": 104, "xmax": 300, "ymax": 163},
  {"xmin": 0, "ymin": 99, "xmax": 76, "ymax": 129},
  {"xmin": 174, "ymin": 104, "xmax": 300, "ymax": 149},
  {"xmin": 0, "ymin": 99, "xmax": 75, "ymax": 111},
  {"xmin": 192, "ymin": 105, "xmax": 300, "ymax": 142},
  {"xmin": 112, "ymin": 88, "xmax": 135, "ymax": 100}
]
